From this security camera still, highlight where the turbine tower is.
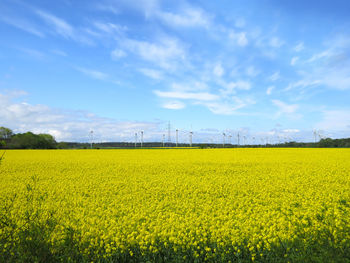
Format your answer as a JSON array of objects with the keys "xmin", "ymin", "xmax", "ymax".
[
  {"xmin": 176, "ymin": 129, "xmax": 179, "ymax": 147},
  {"xmin": 89, "ymin": 130, "xmax": 93, "ymax": 149},
  {"xmin": 167, "ymin": 121, "xmax": 171, "ymax": 143},
  {"xmin": 313, "ymin": 129, "xmax": 317, "ymax": 143},
  {"xmin": 162, "ymin": 134, "xmax": 165, "ymax": 147},
  {"xmin": 237, "ymin": 132, "xmax": 240, "ymax": 146},
  {"xmin": 140, "ymin": 131, "xmax": 144, "ymax": 148},
  {"xmin": 223, "ymin": 132, "xmax": 226, "ymax": 147},
  {"xmin": 189, "ymin": 131, "xmax": 193, "ymax": 147},
  {"xmin": 134, "ymin": 132, "xmax": 138, "ymax": 148}
]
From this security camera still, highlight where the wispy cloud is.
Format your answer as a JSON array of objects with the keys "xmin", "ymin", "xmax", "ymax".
[
  {"xmin": 266, "ymin": 86, "xmax": 274, "ymax": 95},
  {"xmin": 35, "ymin": 9, "xmax": 92, "ymax": 45},
  {"xmin": 219, "ymin": 81, "xmax": 251, "ymax": 96},
  {"xmin": 76, "ymin": 67, "xmax": 108, "ymax": 80},
  {"xmin": 289, "ymin": 35, "xmax": 350, "ymax": 91},
  {"xmin": 154, "ymin": 90, "xmax": 219, "ymax": 101},
  {"xmin": 139, "ymin": 68, "xmax": 163, "ymax": 80},
  {"xmin": 0, "ymin": 92, "xmax": 160, "ymax": 142},
  {"xmin": 51, "ymin": 49, "xmax": 67, "ymax": 56},
  {"xmin": 195, "ymin": 98, "xmax": 252, "ymax": 115},
  {"xmin": 120, "ymin": 36, "xmax": 186, "ymax": 69},
  {"xmin": 245, "ymin": 66, "xmax": 260, "ymax": 77},
  {"xmin": 269, "ymin": 37, "xmax": 284, "ymax": 48},
  {"xmin": 156, "ymin": 7, "xmax": 211, "ymax": 28},
  {"xmin": 93, "ymin": 21, "xmax": 127, "ymax": 35},
  {"xmin": 18, "ymin": 47, "xmax": 46, "ymax": 59},
  {"xmin": 162, "ymin": 101, "xmax": 185, "ymax": 110},
  {"xmin": 35, "ymin": 9, "xmax": 73, "ymax": 38},
  {"xmin": 272, "ymin": 99, "xmax": 299, "ymax": 117},
  {"xmin": 294, "ymin": 42, "xmax": 304, "ymax": 52},
  {"xmin": 213, "ymin": 63, "xmax": 225, "ymax": 77},
  {"xmin": 316, "ymin": 110, "xmax": 350, "ymax": 131},
  {"xmin": 290, "ymin": 56, "xmax": 299, "ymax": 66},
  {"xmin": 0, "ymin": 16, "xmax": 45, "ymax": 38},
  {"xmin": 269, "ymin": 71, "xmax": 280, "ymax": 82},
  {"xmin": 111, "ymin": 49, "xmax": 127, "ymax": 60},
  {"xmin": 228, "ymin": 30, "xmax": 248, "ymax": 47}
]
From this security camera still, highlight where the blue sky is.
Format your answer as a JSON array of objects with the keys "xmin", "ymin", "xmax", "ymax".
[{"xmin": 1, "ymin": 0, "xmax": 350, "ymax": 143}]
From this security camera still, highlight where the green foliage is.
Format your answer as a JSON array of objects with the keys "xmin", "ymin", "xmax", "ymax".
[
  {"xmin": 57, "ymin": 142, "xmax": 69, "ymax": 149},
  {"xmin": 9, "ymin": 132, "xmax": 57, "ymax": 149},
  {"xmin": 0, "ymin": 127, "xmax": 13, "ymax": 140}
]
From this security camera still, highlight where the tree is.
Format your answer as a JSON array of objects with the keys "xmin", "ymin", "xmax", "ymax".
[
  {"xmin": 0, "ymin": 127, "xmax": 14, "ymax": 148},
  {"xmin": 9, "ymin": 132, "xmax": 57, "ymax": 149},
  {"xmin": 0, "ymin": 127, "xmax": 13, "ymax": 140}
]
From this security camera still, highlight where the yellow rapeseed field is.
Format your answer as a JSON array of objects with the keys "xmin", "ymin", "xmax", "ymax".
[{"xmin": 1, "ymin": 149, "xmax": 350, "ymax": 262}]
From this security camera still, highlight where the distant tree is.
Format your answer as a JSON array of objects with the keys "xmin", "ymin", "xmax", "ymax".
[
  {"xmin": 0, "ymin": 140, "xmax": 5, "ymax": 149},
  {"xmin": 0, "ymin": 127, "xmax": 13, "ymax": 140},
  {"xmin": 319, "ymin": 138, "xmax": 333, "ymax": 148},
  {"xmin": 57, "ymin": 142, "xmax": 68, "ymax": 149},
  {"xmin": 9, "ymin": 132, "xmax": 57, "ymax": 149},
  {"xmin": 38, "ymin": 134, "xmax": 57, "ymax": 148}
]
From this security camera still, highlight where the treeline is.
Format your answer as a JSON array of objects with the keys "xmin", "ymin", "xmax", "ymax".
[
  {"xmin": 0, "ymin": 127, "xmax": 57, "ymax": 149},
  {"xmin": 1, "ymin": 126, "xmax": 350, "ymax": 149}
]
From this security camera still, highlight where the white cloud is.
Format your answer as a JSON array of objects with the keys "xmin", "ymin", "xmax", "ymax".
[
  {"xmin": 245, "ymin": 66, "xmax": 259, "ymax": 77},
  {"xmin": 0, "ymin": 92, "xmax": 160, "ymax": 142},
  {"xmin": 35, "ymin": 9, "xmax": 92, "ymax": 45},
  {"xmin": 111, "ymin": 49, "xmax": 127, "ymax": 60},
  {"xmin": 237, "ymin": 32, "xmax": 248, "ymax": 46},
  {"xmin": 289, "ymin": 36, "xmax": 350, "ymax": 91},
  {"xmin": 154, "ymin": 90, "xmax": 219, "ymax": 101},
  {"xmin": 229, "ymin": 31, "xmax": 248, "ymax": 46},
  {"xmin": 162, "ymin": 101, "xmax": 185, "ymax": 110},
  {"xmin": 51, "ymin": 49, "xmax": 67, "ymax": 56},
  {"xmin": 35, "ymin": 9, "xmax": 74, "ymax": 39},
  {"xmin": 284, "ymin": 79, "xmax": 321, "ymax": 92},
  {"xmin": 269, "ymin": 37, "xmax": 284, "ymax": 48},
  {"xmin": 290, "ymin": 56, "xmax": 299, "ymax": 66},
  {"xmin": 195, "ymin": 97, "xmax": 252, "ymax": 115},
  {"xmin": 95, "ymin": 3, "xmax": 120, "ymax": 14},
  {"xmin": 266, "ymin": 86, "xmax": 274, "ymax": 95},
  {"xmin": 0, "ymin": 16, "xmax": 44, "ymax": 38},
  {"xmin": 120, "ymin": 37, "xmax": 186, "ymax": 69},
  {"xmin": 307, "ymin": 50, "xmax": 332, "ymax": 63},
  {"xmin": 235, "ymin": 18, "xmax": 245, "ymax": 28},
  {"xmin": 93, "ymin": 21, "xmax": 127, "ymax": 35},
  {"xmin": 18, "ymin": 48, "xmax": 45, "ymax": 60},
  {"xmin": 272, "ymin": 99, "xmax": 299, "ymax": 115},
  {"xmin": 294, "ymin": 42, "xmax": 304, "ymax": 52},
  {"xmin": 269, "ymin": 71, "xmax": 280, "ymax": 82},
  {"xmin": 76, "ymin": 67, "xmax": 108, "ymax": 80},
  {"xmin": 139, "ymin": 68, "xmax": 163, "ymax": 79},
  {"xmin": 283, "ymin": 129, "xmax": 300, "ymax": 133},
  {"xmin": 220, "ymin": 81, "xmax": 251, "ymax": 96},
  {"xmin": 156, "ymin": 7, "xmax": 210, "ymax": 28},
  {"xmin": 316, "ymin": 110, "xmax": 350, "ymax": 131},
  {"xmin": 213, "ymin": 63, "xmax": 224, "ymax": 77}
]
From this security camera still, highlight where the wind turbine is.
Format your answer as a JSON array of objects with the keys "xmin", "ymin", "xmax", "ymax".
[
  {"xmin": 313, "ymin": 129, "xmax": 317, "ymax": 143},
  {"xmin": 176, "ymin": 129, "xmax": 179, "ymax": 147},
  {"xmin": 140, "ymin": 131, "xmax": 144, "ymax": 148},
  {"xmin": 189, "ymin": 131, "xmax": 193, "ymax": 147},
  {"xmin": 89, "ymin": 130, "xmax": 93, "ymax": 149}
]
